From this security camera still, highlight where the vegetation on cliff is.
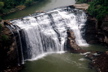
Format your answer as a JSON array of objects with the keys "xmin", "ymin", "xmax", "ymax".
[{"xmin": 76, "ymin": 0, "xmax": 108, "ymax": 20}]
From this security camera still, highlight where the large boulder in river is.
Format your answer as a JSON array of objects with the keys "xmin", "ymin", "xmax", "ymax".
[{"xmin": 67, "ymin": 30, "xmax": 86, "ymax": 53}]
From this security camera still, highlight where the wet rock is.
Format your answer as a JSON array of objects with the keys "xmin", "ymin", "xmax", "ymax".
[
  {"xmin": 67, "ymin": 30, "xmax": 80, "ymax": 52},
  {"xmin": 3, "ymin": 65, "xmax": 23, "ymax": 72},
  {"xmin": 92, "ymin": 52, "xmax": 108, "ymax": 72}
]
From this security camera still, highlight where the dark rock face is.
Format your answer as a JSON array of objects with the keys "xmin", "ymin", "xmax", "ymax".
[
  {"xmin": 85, "ymin": 15, "xmax": 99, "ymax": 44},
  {"xmin": 0, "ymin": 21, "xmax": 22, "ymax": 72},
  {"xmin": 85, "ymin": 14, "xmax": 108, "ymax": 45},
  {"xmin": 100, "ymin": 15, "xmax": 108, "ymax": 45},
  {"xmin": 84, "ymin": 14, "xmax": 108, "ymax": 72},
  {"xmin": 89, "ymin": 15, "xmax": 108, "ymax": 46}
]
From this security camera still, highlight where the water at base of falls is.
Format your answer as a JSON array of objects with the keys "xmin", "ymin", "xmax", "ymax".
[
  {"xmin": 10, "ymin": 6, "xmax": 88, "ymax": 62},
  {"xmin": 21, "ymin": 53, "xmax": 96, "ymax": 72}
]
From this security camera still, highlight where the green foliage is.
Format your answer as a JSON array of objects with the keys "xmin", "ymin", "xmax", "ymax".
[
  {"xmin": 25, "ymin": 0, "xmax": 33, "ymax": 6},
  {"xmin": 0, "ymin": 2, "xmax": 4, "ymax": 9},
  {"xmin": 87, "ymin": 0, "xmax": 108, "ymax": 20},
  {"xmin": 0, "ymin": 34, "xmax": 10, "ymax": 47},
  {"xmin": 0, "ymin": 0, "xmax": 44, "ymax": 14},
  {"xmin": 76, "ymin": 0, "xmax": 108, "ymax": 20},
  {"xmin": 1, "ymin": 35, "xmax": 9, "ymax": 41}
]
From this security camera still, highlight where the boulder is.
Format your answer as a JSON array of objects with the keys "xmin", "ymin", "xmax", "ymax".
[{"xmin": 67, "ymin": 30, "xmax": 87, "ymax": 53}]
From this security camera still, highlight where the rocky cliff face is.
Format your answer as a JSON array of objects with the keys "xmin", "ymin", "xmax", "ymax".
[
  {"xmin": 74, "ymin": 3, "xmax": 108, "ymax": 46},
  {"xmin": 85, "ymin": 14, "xmax": 99, "ymax": 44},
  {"xmin": 0, "ymin": 20, "xmax": 22, "ymax": 72},
  {"xmin": 99, "ymin": 15, "xmax": 108, "ymax": 45},
  {"xmin": 84, "ymin": 14, "xmax": 108, "ymax": 46}
]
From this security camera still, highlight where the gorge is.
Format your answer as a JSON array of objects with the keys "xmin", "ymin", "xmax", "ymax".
[
  {"xmin": 1, "ymin": 0, "xmax": 108, "ymax": 72},
  {"xmin": 7, "ymin": 6, "xmax": 97, "ymax": 72}
]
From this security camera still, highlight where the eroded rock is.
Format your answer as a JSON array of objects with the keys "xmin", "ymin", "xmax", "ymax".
[
  {"xmin": 67, "ymin": 30, "xmax": 87, "ymax": 53},
  {"xmin": 0, "ymin": 20, "xmax": 21, "ymax": 72},
  {"xmin": 73, "ymin": 3, "xmax": 90, "ymax": 10}
]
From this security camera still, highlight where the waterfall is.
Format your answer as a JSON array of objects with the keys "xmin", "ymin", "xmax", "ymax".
[{"xmin": 10, "ymin": 6, "xmax": 88, "ymax": 62}]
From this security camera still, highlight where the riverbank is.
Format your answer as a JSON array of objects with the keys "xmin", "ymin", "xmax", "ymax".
[
  {"xmin": 0, "ymin": 1, "xmax": 38, "ymax": 17},
  {"xmin": 2, "ymin": 0, "xmax": 75, "ymax": 19}
]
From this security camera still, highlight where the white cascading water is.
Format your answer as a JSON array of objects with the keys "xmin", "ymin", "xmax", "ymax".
[{"xmin": 10, "ymin": 6, "xmax": 88, "ymax": 62}]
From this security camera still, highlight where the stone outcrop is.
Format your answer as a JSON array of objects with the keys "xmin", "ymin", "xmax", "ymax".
[
  {"xmin": 84, "ymin": 14, "xmax": 108, "ymax": 72},
  {"xmin": 87, "ymin": 15, "xmax": 108, "ymax": 46},
  {"xmin": 0, "ymin": 20, "xmax": 22, "ymax": 72},
  {"xmin": 73, "ymin": 3, "xmax": 90, "ymax": 10},
  {"xmin": 83, "ymin": 13, "xmax": 108, "ymax": 45},
  {"xmin": 67, "ymin": 30, "xmax": 87, "ymax": 53},
  {"xmin": 85, "ymin": 14, "xmax": 99, "ymax": 44},
  {"xmin": 67, "ymin": 30, "xmax": 80, "ymax": 51},
  {"xmin": 99, "ymin": 15, "xmax": 108, "ymax": 45}
]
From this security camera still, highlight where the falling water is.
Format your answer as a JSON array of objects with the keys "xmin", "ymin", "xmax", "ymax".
[{"xmin": 10, "ymin": 6, "xmax": 88, "ymax": 62}]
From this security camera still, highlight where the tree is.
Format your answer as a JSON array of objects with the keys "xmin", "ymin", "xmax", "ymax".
[{"xmin": 0, "ymin": 2, "xmax": 4, "ymax": 9}]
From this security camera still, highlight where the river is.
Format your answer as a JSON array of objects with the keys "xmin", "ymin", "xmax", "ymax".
[
  {"xmin": 21, "ymin": 53, "xmax": 96, "ymax": 72},
  {"xmin": 5, "ymin": 0, "xmax": 107, "ymax": 72},
  {"xmin": 3, "ymin": 0, "xmax": 75, "ymax": 19}
]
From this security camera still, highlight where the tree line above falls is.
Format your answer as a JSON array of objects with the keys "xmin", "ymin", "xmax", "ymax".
[
  {"xmin": 76, "ymin": 0, "xmax": 108, "ymax": 20},
  {"xmin": 0, "ymin": 0, "xmax": 45, "ymax": 19}
]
